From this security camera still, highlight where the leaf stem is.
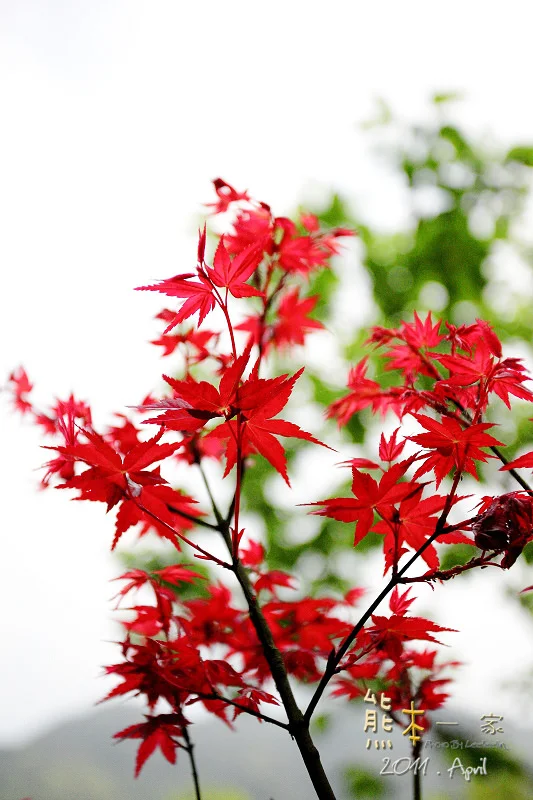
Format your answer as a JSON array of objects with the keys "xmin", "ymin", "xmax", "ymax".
[
  {"xmin": 182, "ymin": 726, "xmax": 202, "ymax": 800},
  {"xmin": 165, "ymin": 504, "xmax": 220, "ymax": 531},
  {"xmin": 214, "ymin": 287, "xmax": 238, "ymax": 359},
  {"xmin": 201, "ymin": 691, "xmax": 290, "ymax": 730},
  {"xmin": 197, "ymin": 461, "xmax": 225, "ymax": 528},
  {"xmin": 132, "ymin": 498, "xmax": 232, "ymax": 570},
  {"xmin": 489, "ymin": 444, "xmax": 533, "ymax": 496},
  {"xmin": 232, "ymin": 414, "xmax": 244, "ymax": 556}
]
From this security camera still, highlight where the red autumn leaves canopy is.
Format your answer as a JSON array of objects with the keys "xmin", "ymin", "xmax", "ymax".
[{"xmin": 9, "ymin": 178, "xmax": 533, "ymax": 784}]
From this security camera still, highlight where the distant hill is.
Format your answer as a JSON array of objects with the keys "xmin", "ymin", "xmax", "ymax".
[{"xmin": 1, "ymin": 701, "xmax": 532, "ymax": 800}]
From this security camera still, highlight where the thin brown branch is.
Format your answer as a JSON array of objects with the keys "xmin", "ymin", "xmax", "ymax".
[
  {"xmin": 182, "ymin": 726, "xmax": 202, "ymax": 800},
  {"xmin": 165, "ymin": 503, "xmax": 220, "ymax": 531},
  {"xmin": 202, "ymin": 692, "xmax": 290, "ymax": 730},
  {"xmin": 489, "ymin": 444, "xmax": 533, "ymax": 496},
  {"xmin": 398, "ymin": 556, "xmax": 502, "ymax": 584},
  {"xmin": 133, "ymin": 498, "xmax": 232, "ymax": 570}
]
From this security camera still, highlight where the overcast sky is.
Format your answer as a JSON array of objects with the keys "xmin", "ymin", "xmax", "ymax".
[{"xmin": 2, "ymin": 0, "xmax": 533, "ymax": 746}]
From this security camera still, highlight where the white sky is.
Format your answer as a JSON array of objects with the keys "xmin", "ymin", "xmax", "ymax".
[{"xmin": 2, "ymin": 0, "xmax": 533, "ymax": 745}]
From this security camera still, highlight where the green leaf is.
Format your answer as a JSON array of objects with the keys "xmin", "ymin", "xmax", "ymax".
[
  {"xmin": 343, "ymin": 766, "xmax": 387, "ymax": 799},
  {"xmin": 439, "ymin": 125, "xmax": 476, "ymax": 161},
  {"xmin": 521, "ymin": 542, "xmax": 533, "ymax": 565},
  {"xmin": 311, "ymin": 712, "xmax": 332, "ymax": 734},
  {"xmin": 344, "ymin": 413, "xmax": 366, "ymax": 444},
  {"xmin": 432, "ymin": 91, "xmax": 463, "ymax": 105},
  {"xmin": 506, "ymin": 146, "xmax": 533, "ymax": 167},
  {"xmin": 438, "ymin": 543, "xmax": 477, "ymax": 572}
]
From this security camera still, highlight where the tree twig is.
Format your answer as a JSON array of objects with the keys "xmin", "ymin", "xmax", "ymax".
[{"xmin": 183, "ymin": 726, "xmax": 202, "ymax": 800}]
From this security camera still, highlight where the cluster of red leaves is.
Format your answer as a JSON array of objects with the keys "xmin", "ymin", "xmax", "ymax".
[
  {"xmin": 333, "ymin": 588, "xmax": 459, "ymax": 724},
  {"xmin": 106, "ymin": 554, "xmax": 368, "ymax": 773},
  {"xmin": 319, "ymin": 314, "xmax": 533, "ymax": 574},
  {"xmin": 140, "ymin": 178, "xmax": 351, "ymax": 354},
  {"xmin": 9, "ymin": 181, "xmax": 533, "ymax": 783},
  {"xmin": 7, "ymin": 180, "xmax": 358, "ymax": 776},
  {"xmin": 108, "ymin": 560, "xmax": 454, "ymax": 772},
  {"xmin": 310, "ymin": 431, "xmax": 472, "ymax": 573},
  {"xmin": 5, "ymin": 385, "xmax": 204, "ymax": 551},
  {"xmin": 329, "ymin": 313, "xmax": 533, "ymax": 423}
]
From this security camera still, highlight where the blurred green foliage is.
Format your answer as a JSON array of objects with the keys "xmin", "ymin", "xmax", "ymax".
[
  {"xmin": 245, "ymin": 96, "xmax": 533, "ymax": 577},
  {"xmin": 343, "ymin": 765, "xmax": 388, "ymax": 799},
  {"xmin": 352, "ymin": 97, "xmax": 533, "ymax": 335},
  {"xmin": 427, "ymin": 717, "xmax": 533, "ymax": 799},
  {"xmin": 467, "ymin": 775, "xmax": 533, "ymax": 800}
]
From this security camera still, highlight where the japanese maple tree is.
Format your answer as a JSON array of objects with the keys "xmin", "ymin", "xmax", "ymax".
[{"xmin": 8, "ymin": 179, "xmax": 533, "ymax": 800}]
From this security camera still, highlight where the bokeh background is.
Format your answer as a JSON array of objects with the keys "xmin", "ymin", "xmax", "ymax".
[{"xmin": 2, "ymin": 2, "xmax": 533, "ymax": 798}]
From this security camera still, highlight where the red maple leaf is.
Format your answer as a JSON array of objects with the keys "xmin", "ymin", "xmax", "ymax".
[
  {"xmin": 106, "ymin": 415, "xmax": 142, "ymax": 453},
  {"xmin": 206, "ymin": 238, "xmax": 264, "ymax": 298},
  {"xmin": 235, "ymin": 291, "xmax": 324, "ymax": 355},
  {"xmin": 151, "ymin": 319, "xmax": 218, "ymax": 361},
  {"xmin": 113, "ymin": 484, "xmax": 202, "ymax": 549},
  {"xmin": 206, "ymin": 178, "xmax": 251, "ymax": 214},
  {"xmin": 376, "ymin": 312, "xmax": 444, "ymax": 379},
  {"xmin": 254, "ymin": 570, "xmax": 296, "ymax": 594},
  {"xmin": 310, "ymin": 461, "xmax": 421, "ymax": 546},
  {"xmin": 112, "ymin": 565, "xmax": 204, "ymax": 605},
  {"xmin": 8, "ymin": 367, "xmax": 33, "ymax": 414},
  {"xmin": 103, "ymin": 637, "xmax": 195, "ymax": 707},
  {"xmin": 136, "ymin": 273, "xmax": 216, "ymax": 332},
  {"xmin": 143, "ymin": 349, "xmax": 328, "ymax": 485},
  {"xmin": 155, "ymin": 565, "xmax": 205, "ymax": 585},
  {"xmin": 123, "ymin": 604, "xmax": 171, "ymax": 637},
  {"xmin": 373, "ymin": 491, "xmax": 468, "ymax": 572},
  {"xmin": 500, "ymin": 450, "xmax": 533, "ymax": 472},
  {"xmin": 139, "ymin": 345, "xmax": 253, "ymax": 432},
  {"xmin": 114, "ymin": 714, "xmax": 186, "ymax": 777},
  {"xmin": 364, "ymin": 613, "xmax": 455, "ymax": 662},
  {"xmin": 275, "ymin": 217, "xmax": 352, "ymax": 274},
  {"xmin": 327, "ymin": 358, "xmax": 407, "ymax": 424},
  {"xmin": 180, "ymin": 584, "xmax": 243, "ymax": 647},
  {"xmin": 378, "ymin": 428, "xmax": 406, "ymax": 463},
  {"xmin": 270, "ymin": 288, "xmax": 323, "ymax": 349},
  {"xmin": 408, "ymin": 413, "xmax": 503, "ymax": 486},
  {"xmin": 239, "ymin": 539, "xmax": 265, "ymax": 567},
  {"xmin": 230, "ymin": 688, "xmax": 280, "ymax": 720},
  {"xmin": 300, "ymin": 212, "xmax": 320, "ymax": 232},
  {"xmin": 50, "ymin": 427, "xmax": 178, "ymax": 506},
  {"xmin": 49, "ymin": 428, "xmax": 202, "ymax": 548},
  {"xmin": 389, "ymin": 586, "xmax": 416, "ymax": 616},
  {"xmin": 224, "ymin": 205, "xmax": 274, "ymax": 255},
  {"xmin": 206, "ymin": 367, "xmax": 329, "ymax": 486},
  {"xmin": 434, "ymin": 336, "xmax": 533, "ymax": 410}
]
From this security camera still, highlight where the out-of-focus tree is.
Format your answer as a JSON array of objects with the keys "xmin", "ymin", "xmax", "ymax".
[{"xmin": 353, "ymin": 93, "xmax": 533, "ymax": 332}]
